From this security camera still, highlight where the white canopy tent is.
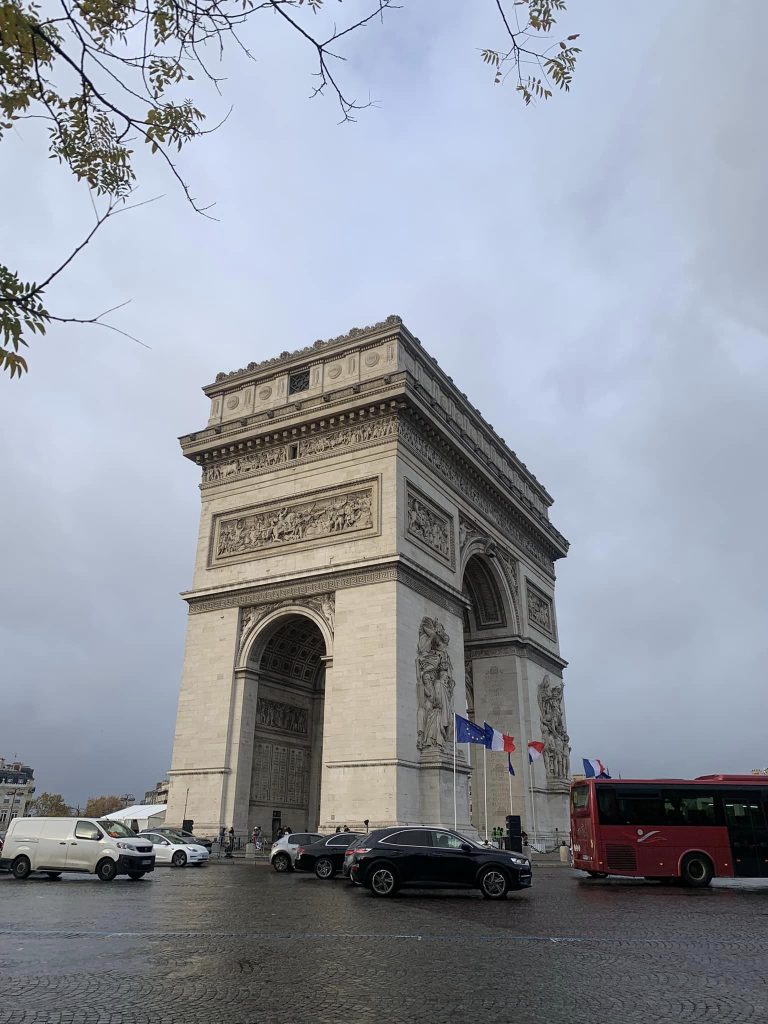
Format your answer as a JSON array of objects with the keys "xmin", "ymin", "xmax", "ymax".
[{"xmin": 104, "ymin": 804, "xmax": 167, "ymax": 832}]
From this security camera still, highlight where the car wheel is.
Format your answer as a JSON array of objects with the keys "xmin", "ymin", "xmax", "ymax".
[
  {"xmin": 272, "ymin": 852, "xmax": 291, "ymax": 873},
  {"xmin": 315, "ymin": 857, "xmax": 336, "ymax": 880},
  {"xmin": 171, "ymin": 851, "xmax": 188, "ymax": 868},
  {"xmin": 96, "ymin": 858, "xmax": 118, "ymax": 882},
  {"xmin": 12, "ymin": 856, "xmax": 31, "ymax": 880},
  {"xmin": 45, "ymin": 872, "xmax": 62, "ymax": 880},
  {"xmin": 368, "ymin": 863, "xmax": 399, "ymax": 897},
  {"xmin": 680, "ymin": 853, "xmax": 713, "ymax": 888},
  {"xmin": 479, "ymin": 867, "xmax": 509, "ymax": 900},
  {"xmin": 127, "ymin": 871, "xmax": 146, "ymax": 880}
]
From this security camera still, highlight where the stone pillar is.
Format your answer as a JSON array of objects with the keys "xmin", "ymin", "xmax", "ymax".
[
  {"xmin": 166, "ymin": 606, "xmax": 239, "ymax": 832},
  {"xmin": 221, "ymin": 667, "xmax": 259, "ymax": 833}
]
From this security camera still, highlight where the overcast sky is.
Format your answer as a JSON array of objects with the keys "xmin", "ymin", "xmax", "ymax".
[{"xmin": 2, "ymin": 1, "xmax": 766, "ymax": 806}]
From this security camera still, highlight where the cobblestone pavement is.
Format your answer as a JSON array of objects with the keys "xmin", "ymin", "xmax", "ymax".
[{"xmin": 1, "ymin": 863, "xmax": 767, "ymax": 1024}]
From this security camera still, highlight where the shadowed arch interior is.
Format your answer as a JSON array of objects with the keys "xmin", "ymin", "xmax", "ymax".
[
  {"xmin": 248, "ymin": 614, "xmax": 327, "ymax": 837},
  {"xmin": 463, "ymin": 554, "xmax": 507, "ymax": 631},
  {"xmin": 257, "ymin": 616, "xmax": 326, "ymax": 687}
]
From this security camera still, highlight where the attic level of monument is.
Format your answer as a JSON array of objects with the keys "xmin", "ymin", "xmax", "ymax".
[
  {"xmin": 179, "ymin": 317, "xmax": 569, "ymax": 567},
  {"xmin": 187, "ymin": 316, "xmax": 554, "ymax": 508}
]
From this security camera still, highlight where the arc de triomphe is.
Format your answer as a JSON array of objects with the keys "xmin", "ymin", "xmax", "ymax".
[{"xmin": 166, "ymin": 316, "xmax": 571, "ymax": 837}]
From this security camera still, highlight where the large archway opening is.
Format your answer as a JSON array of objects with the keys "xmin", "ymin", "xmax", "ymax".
[
  {"xmin": 247, "ymin": 614, "xmax": 327, "ymax": 837},
  {"xmin": 462, "ymin": 552, "xmax": 515, "ymax": 835}
]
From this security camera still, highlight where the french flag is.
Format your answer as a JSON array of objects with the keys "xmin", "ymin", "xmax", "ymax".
[
  {"xmin": 583, "ymin": 758, "xmax": 610, "ymax": 779},
  {"xmin": 528, "ymin": 741, "xmax": 545, "ymax": 763},
  {"xmin": 484, "ymin": 723, "xmax": 516, "ymax": 753}
]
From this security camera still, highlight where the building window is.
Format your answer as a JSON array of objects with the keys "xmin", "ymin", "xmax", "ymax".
[{"xmin": 288, "ymin": 369, "xmax": 310, "ymax": 395}]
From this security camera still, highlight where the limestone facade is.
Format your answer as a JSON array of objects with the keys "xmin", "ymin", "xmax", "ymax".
[{"xmin": 166, "ymin": 316, "xmax": 571, "ymax": 838}]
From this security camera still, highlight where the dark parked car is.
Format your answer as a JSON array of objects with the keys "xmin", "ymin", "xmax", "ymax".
[
  {"xmin": 345, "ymin": 826, "xmax": 532, "ymax": 899},
  {"xmin": 295, "ymin": 833, "xmax": 364, "ymax": 879},
  {"xmin": 152, "ymin": 827, "xmax": 213, "ymax": 852}
]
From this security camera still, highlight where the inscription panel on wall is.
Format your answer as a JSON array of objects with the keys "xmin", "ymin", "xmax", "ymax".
[
  {"xmin": 404, "ymin": 481, "xmax": 455, "ymax": 568},
  {"xmin": 526, "ymin": 581, "xmax": 556, "ymax": 639},
  {"xmin": 209, "ymin": 477, "xmax": 380, "ymax": 566},
  {"xmin": 251, "ymin": 741, "xmax": 308, "ymax": 807}
]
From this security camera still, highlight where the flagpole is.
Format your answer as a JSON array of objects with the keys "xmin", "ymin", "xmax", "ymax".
[
  {"xmin": 529, "ymin": 758, "xmax": 538, "ymax": 844},
  {"xmin": 452, "ymin": 719, "xmax": 457, "ymax": 831},
  {"xmin": 483, "ymin": 743, "xmax": 488, "ymax": 841}
]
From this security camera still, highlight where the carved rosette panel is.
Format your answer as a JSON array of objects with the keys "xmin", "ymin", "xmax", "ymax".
[
  {"xmin": 405, "ymin": 483, "xmax": 454, "ymax": 567},
  {"xmin": 526, "ymin": 582, "xmax": 555, "ymax": 639},
  {"xmin": 538, "ymin": 675, "xmax": 570, "ymax": 780},
  {"xmin": 211, "ymin": 480, "xmax": 377, "ymax": 565},
  {"xmin": 201, "ymin": 415, "xmax": 397, "ymax": 488},
  {"xmin": 415, "ymin": 617, "xmax": 455, "ymax": 754},
  {"xmin": 238, "ymin": 594, "xmax": 335, "ymax": 663}
]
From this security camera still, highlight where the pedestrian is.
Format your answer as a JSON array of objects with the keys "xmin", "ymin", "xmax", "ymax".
[
  {"xmin": 219, "ymin": 825, "xmax": 225, "ymax": 846},
  {"xmin": 225, "ymin": 826, "xmax": 235, "ymax": 858},
  {"xmin": 335, "ymin": 826, "xmax": 341, "ymax": 833},
  {"xmin": 521, "ymin": 830, "xmax": 529, "ymax": 846},
  {"xmin": 343, "ymin": 825, "xmax": 350, "ymax": 833}
]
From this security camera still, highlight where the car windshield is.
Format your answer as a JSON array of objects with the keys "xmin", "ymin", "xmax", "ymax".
[
  {"xmin": 166, "ymin": 835, "xmax": 189, "ymax": 845},
  {"xmin": 457, "ymin": 833, "xmax": 489, "ymax": 849},
  {"xmin": 98, "ymin": 820, "xmax": 136, "ymax": 839}
]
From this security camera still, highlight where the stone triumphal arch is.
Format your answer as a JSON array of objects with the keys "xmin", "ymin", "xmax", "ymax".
[{"xmin": 166, "ymin": 316, "xmax": 571, "ymax": 836}]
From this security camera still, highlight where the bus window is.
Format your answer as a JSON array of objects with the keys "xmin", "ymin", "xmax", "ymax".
[
  {"xmin": 616, "ymin": 791, "xmax": 666, "ymax": 826},
  {"xmin": 597, "ymin": 787, "xmax": 619, "ymax": 825},
  {"xmin": 724, "ymin": 798, "xmax": 766, "ymax": 829},
  {"xmin": 679, "ymin": 794, "xmax": 716, "ymax": 826},
  {"xmin": 663, "ymin": 791, "xmax": 717, "ymax": 826},
  {"xmin": 571, "ymin": 786, "xmax": 590, "ymax": 814}
]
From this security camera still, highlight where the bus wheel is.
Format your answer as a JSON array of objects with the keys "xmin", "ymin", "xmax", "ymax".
[
  {"xmin": 680, "ymin": 853, "xmax": 713, "ymax": 888},
  {"xmin": 587, "ymin": 871, "xmax": 608, "ymax": 879}
]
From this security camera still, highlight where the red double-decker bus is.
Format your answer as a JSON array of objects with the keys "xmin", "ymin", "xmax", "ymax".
[{"xmin": 570, "ymin": 775, "xmax": 768, "ymax": 886}]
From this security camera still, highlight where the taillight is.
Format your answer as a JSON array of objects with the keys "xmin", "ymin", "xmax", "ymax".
[{"xmin": 349, "ymin": 847, "xmax": 371, "ymax": 856}]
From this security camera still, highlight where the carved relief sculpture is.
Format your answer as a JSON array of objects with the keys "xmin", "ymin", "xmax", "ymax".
[
  {"xmin": 526, "ymin": 583, "xmax": 554, "ymax": 637},
  {"xmin": 538, "ymin": 675, "xmax": 570, "ymax": 779},
  {"xmin": 256, "ymin": 697, "xmax": 308, "ymax": 735},
  {"xmin": 458, "ymin": 516, "xmax": 481, "ymax": 552},
  {"xmin": 416, "ymin": 617, "xmax": 455, "ymax": 752},
  {"xmin": 202, "ymin": 415, "xmax": 397, "ymax": 487},
  {"xmin": 406, "ymin": 485, "xmax": 453, "ymax": 565},
  {"xmin": 214, "ymin": 484, "xmax": 374, "ymax": 561}
]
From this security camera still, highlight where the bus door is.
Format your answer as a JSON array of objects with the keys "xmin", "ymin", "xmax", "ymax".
[{"xmin": 722, "ymin": 793, "xmax": 768, "ymax": 878}]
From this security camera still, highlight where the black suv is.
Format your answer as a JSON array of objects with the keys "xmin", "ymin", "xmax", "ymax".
[{"xmin": 346, "ymin": 826, "xmax": 532, "ymax": 899}]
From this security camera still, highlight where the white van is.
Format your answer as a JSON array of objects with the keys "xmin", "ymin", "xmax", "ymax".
[{"xmin": 0, "ymin": 817, "xmax": 156, "ymax": 881}]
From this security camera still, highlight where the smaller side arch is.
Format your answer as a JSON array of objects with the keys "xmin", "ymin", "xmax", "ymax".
[{"xmin": 461, "ymin": 547, "xmax": 520, "ymax": 636}]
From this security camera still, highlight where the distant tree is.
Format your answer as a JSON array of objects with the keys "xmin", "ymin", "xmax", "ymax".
[
  {"xmin": 30, "ymin": 792, "xmax": 70, "ymax": 816},
  {"xmin": 0, "ymin": 0, "xmax": 579, "ymax": 378},
  {"xmin": 84, "ymin": 794, "xmax": 125, "ymax": 817}
]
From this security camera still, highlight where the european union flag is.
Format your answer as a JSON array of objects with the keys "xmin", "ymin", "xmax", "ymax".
[{"xmin": 455, "ymin": 713, "xmax": 488, "ymax": 745}]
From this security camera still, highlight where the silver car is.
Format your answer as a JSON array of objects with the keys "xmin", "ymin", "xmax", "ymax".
[{"xmin": 270, "ymin": 832, "xmax": 323, "ymax": 872}]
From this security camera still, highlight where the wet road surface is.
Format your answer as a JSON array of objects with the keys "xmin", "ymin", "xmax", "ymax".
[{"xmin": 1, "ymin": 862, "xmax": 767, "ymax": 1023}]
